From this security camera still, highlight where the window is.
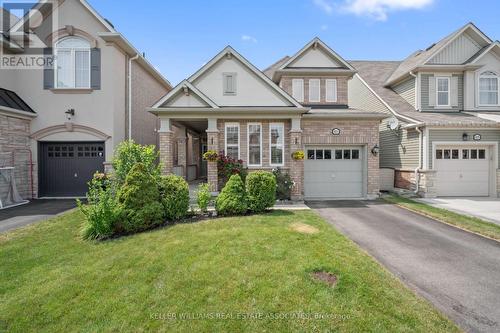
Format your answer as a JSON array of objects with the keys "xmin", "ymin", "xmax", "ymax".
[
  {"xmin": 343, "ymin": 150, "xmax": 351, "ymax": 160},
  {"xmin": 436, "ymin": 77, "xmax": 450, "ymax": 106},
  {"xmin": 436, "ymin": 149, "xmax": 443, "ymax": 159},
  {"xmin": 478, "ymin": 149, "xmax": 486, "ymax": 159},
  {"xmin": 247, "ymin": 123, "xmax": 261, "ymax": 166},
  {"xmin": 316, "ymin": 149, "xmax": 324, "ymax": 160},
  {"xmin": 225, "ymin": 123, "xmax": 239, "ymax": 160},
  {"xmin": 462, "ymin": 149, "xmax": 469, "ymax": 159},
  {"xmin": 324, "ymin": 150, "xmax": 332, "ymax": 160},
  {"xmin": 443, "ymin": 149, "xmax": 451, "ymax": 159},
  {"xmin": 335, "ymin": 150, "xmax": 343, "ymax": 160},
  {"xmin": 270, "ymin": 123, "xmax": 284, "ymax": 166},
  {"xmin": 309, "ymin": 79, "xmax": 320, "ymax": 102},
  {"xmin": 292, "ymin": 79, "xmax": 304, "ymax": 102},
  {"xmin": 307, "ymin": 150, "xmax": 315, "ymax": 160},
  {"xmin": 223, "ymin": 73, "xmax": 237, "ymax": 95},
  {"xmin": 479, "ymin": 71, "xmax": 499, "ymax": 105},
  {"xmin": 325, "ymin": 79, "xmax": 337, "ymax": 102},
  {"xmin": 471, "ymin": 149, "xmax": 478, "ymax": 159},
  {"xmin": 55, "ymin": 37, "xmax": 91, "ymax": 88},
  {"xmin": 452, "ymin": 149, "xmax": 459, "ymax": 159},
  {"xmin": 352, "ymin": 149, "xmax": 360, "ymax": 160}
]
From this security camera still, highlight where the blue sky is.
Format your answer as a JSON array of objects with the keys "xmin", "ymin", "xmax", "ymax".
[{"xmin": 88, "ymin": 0, "xmax": 500, "ymax": 85}]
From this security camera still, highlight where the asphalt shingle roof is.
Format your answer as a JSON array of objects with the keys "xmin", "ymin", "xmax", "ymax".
[{"xmin": 0, "ymin": 88, "xmax": 35, "ymax": 113}]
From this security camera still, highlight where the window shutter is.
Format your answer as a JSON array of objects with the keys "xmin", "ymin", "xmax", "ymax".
[
  {"xmin": 428, "ymin": 76, "xmax": 435, "ymax": 107},
  {"xmin": 451, "ymin": 76, "xmax": 459, "ymax": 107},
  {"xmin": 90, "ymin": 48, "xmax": 101, "ymax": 90},
  {"xmin": 43, "ymin": 48, "xmax": 54, "ymax": 89}
]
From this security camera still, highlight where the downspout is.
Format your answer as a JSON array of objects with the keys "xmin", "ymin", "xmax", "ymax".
[
  {"xmin": 414, "ymin": 126, "xmax": 423, "ymax": 194},
  {"xmin": 409, "ymin": 71, "xmax": 418, "ymax": 110},
  {"xmin": 128, "ymin": 54, "xmax": 139, "ymax": 140}
]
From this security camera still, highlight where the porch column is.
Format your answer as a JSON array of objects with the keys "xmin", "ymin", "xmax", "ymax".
[
  {"xmin": 290, "ymin": 117, "xmax": 303, "ymax": 200},
  {"xmin": 158, "ymin": 118, "xmax": 173, "ymax": 175},
  {"xmin": 177, "ymin": 136, "xmax": 188, "ymax": 179},
  {"xmin": 206, "ymin": 118, "xmax": 219, "ymax": 192}
]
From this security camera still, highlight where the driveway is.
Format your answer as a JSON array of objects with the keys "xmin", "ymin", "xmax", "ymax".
[
  {"xmin": 308, "ymin": 200, "xmax": 500, "ymax": 333},
  {"xmin": 0, "ymin": 200, "xmax": 77, "ymax": 233},
  {"xmin": 417, "ymin": 197, "xmax": 500, "ymax": 225}
]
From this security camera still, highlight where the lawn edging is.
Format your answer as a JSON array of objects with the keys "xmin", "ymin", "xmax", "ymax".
[{"xmin": 383, "ymin": 194, "xmax": 500, "ymax": 242}]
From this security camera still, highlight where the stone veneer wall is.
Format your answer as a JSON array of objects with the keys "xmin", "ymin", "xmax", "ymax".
[{"xmin": 0, "ymin": 114, "xmax": 33, "ymax": 199}]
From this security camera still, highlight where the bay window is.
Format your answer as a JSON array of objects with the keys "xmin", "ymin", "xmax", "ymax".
[
  {"xmin": 55, "ymin": 37, "xmax": 91, "ymax": 89},
  {"xmin": 247, "ymin": 123, "xmax": 262, "ymax": 166},
  {"xmin": 479, "ymin": 71, "xmax": 499, "ymax": 105},
  {"xmin": 225, "ymin": 123, "xmax": 240, "ymax": 160},
  {"xmin": 270, "ymin": 123, "xmax": 284, "ymax": 166}
]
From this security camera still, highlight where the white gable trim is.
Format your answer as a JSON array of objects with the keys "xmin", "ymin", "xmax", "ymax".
[
  {"xmin": 469, "ymin": 42, "xmax": 500, "ymax": 64},
  {"xmin": 279, "ymin": 37, "xmax": 355, "ymax": 71},
  {"xmin": 187, "ymin": 46, "xmax": 302, "ymax": 107},
  {"xmin": 153, "ymin": 80, "xmax": 219, "ymax": 108},
  {"xmin": 423, "ymin": 23, "xmax": 492, "ymax": 65}
]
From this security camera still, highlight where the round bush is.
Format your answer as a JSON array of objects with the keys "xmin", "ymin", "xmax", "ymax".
[
  {"xmin": 158, "ymin": 174, "xmax": 190, "ymax": 221},
  {"xmin": 246, "ymin": 171, "xmax": 276, "ymax": 213},
  {"xmin": 215, "ymin": 174, "xmax": 247, "ymax": 216},
  {"xmin": 117, "ymin": 163, "xmax": 164, "ymax": 233}
]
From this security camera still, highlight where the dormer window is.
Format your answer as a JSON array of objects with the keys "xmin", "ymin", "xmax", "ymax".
[
  {"xmin": 479, "ymin": 71, "xmax": 499, "ymax": 106},
  {"xmin": 223, "ymin": 73, "xmax": 237, "ymax": 95},
  {"xmin": 55, "ymin": 37, "xmax": 91, "ymax": 89}
]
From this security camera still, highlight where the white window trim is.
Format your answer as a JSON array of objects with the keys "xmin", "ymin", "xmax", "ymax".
[
  {"xmin": 224, "ymin": 122, "xmax": 240, "ymax": 160},
  {"xmin": 436, "ymin": 76, "xmax": 450, "ymax": 107},
  {"xmin": 308, "ymin": 79, "xmax": 320, "ymax": 103},
  {"xmin": 54, "ymin": 37, "xmax": 91, "ymax": 89},
  {"xmin": 325, "ymin": 79, "xmax": 337, "ymax": 102},
  {"xmin": 269, "ymin": 122, "xmax": 285, "ymax": 167},
  {"xmin": 247, "ymin": 122, "xmax": 262, "ymax": 167},
  {"xmin": 292, "ymin": 78, "xmax": 304, "ymax": 102},
  {"xmin": 223, "ymin": 72, "xmax": 237, "ymax": 95},
  {"xmin": 478, "ymin": 72, "xmax": 500, "ymax": 107}
]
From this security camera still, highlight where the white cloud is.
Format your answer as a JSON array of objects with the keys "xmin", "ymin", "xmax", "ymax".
[
  {"xmin": 342, "ymin": 0, "xmax": 434, "ymax": 21},
  {"xmin": 313, "ymin": 0, "xmax": 334, "ymax": 14},
  {"xmin": 241, "ymin": 35, "xmax": 258, "ymax": 43}
]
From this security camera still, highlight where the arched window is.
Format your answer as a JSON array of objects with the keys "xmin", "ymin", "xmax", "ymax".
[
  {"xmin": 55, "ymin": 37, "xmax": 91, "ymax": 88},
  {"xmin": 479, "ymin": 71, "xmax": 499, "ymax": 106}
]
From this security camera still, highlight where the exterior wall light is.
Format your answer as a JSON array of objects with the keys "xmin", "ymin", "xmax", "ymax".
[
  {"xmin": 462, "ymin": 133, "xmax": 469, "ymax": 141},
  {"xmin": 65, "ymin": 108, "xmax": 75, "ymax": 120},
  {"xmin": 371, "ymin": 144, "xmax": 380, "ymax": 156}
]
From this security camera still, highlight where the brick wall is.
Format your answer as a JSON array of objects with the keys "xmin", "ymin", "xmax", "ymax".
[
  {"xmin": 395, "ymin": 170, "xmax": 415, "ymax": 190},
  {"xmin": 280, "ymin": 76, "xmax": 348, "ymax": 106},
  {"xmin": 0, "ymin": 114, "xmax": 33, "ymax": 199}
]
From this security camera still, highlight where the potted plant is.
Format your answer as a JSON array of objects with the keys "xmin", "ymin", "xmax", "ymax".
[
  {"xmin": 291, "ymin": 150, "xmax": 305, "ymax": 161},
  {"xmin": 203, "ymin": 150, "xmax": 218, "ymax": 162}
]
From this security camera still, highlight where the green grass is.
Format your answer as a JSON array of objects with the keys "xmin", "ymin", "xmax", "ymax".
[
  {"xmin": 0, "ymin": 210, "xmax": 458, "ymax": 332},
  {"xmin": 384, "ymin": 194, "xmax": 500, "ymax": 241}
]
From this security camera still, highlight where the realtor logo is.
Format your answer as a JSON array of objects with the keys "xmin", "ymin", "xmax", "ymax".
[{"xmin": 0, "ymin": 0, "xmax": 58, "ymax": 69}]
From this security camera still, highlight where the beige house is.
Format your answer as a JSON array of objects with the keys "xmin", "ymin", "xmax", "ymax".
[
  {"xmin": 150, "ymin": 38, "xmax": 386, "ymax": 200},
  {"xmin": 0, "ymin": 0, "xmax": 171, "ymax": 199}
]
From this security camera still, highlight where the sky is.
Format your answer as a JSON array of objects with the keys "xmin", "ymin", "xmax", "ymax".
[{"xmin": 87, "ymin": 0, "xmax": 500, "ymax": 85}]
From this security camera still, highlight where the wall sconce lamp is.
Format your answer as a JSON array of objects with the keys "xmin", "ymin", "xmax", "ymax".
[
  {"xmin": 462, "ymin": 133, "xmax": 469, "ymax": 141},
  {"xmin": 65, "ymin": 108, "xmax": 75, "ymax": 121},
  {"xmin": 371, "ymin": 144, "xmax": 380, "ymax": 156}
]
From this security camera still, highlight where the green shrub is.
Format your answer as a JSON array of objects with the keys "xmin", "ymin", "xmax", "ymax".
[
  {"xmin": 273, "ymin": 168, "xmax": 293, "ymax": 201},
  {"xmin": 117, "ymin": 163, "xmax": 164, "ymax": 233},
  {"xmin": 79, "ymin": 173, "xmax": 121, "ymax": 240},
  {"xmin": 196, "ymin": 183, "xmax": 212, "ymax": 213},
  {"xmin": 246, "ymin": 171, "xmax": 276, "ymax": 213},
  {"xmin": 158, "ymin": 175, "xmax": 190, "ymax": 221},
  {"xmin": 112, "ymin": 140, "xmax": 160, "ymax": 185},
  {"xmin": 217, "ymin": 153, "xmax": 248, "ymax": 188},
  {"xmin": 215, "ymin": 174, "xmax": 247, "ymax": 216}
]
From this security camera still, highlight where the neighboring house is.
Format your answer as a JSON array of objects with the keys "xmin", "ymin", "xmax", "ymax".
[
  {"xmin": 350, "ymin": 22, "xmax": 500, "ymax": 198},
  {"xmin": 0, "ymin": 0, "xmax": 171, "ymax": 199},
  {"xmin": 150, "ymin": 38, "xmax": 386, "ymax": 200}
]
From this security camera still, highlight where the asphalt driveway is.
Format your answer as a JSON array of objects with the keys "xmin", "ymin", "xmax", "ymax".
[
  {"xmin": 0, "ymin": 200, "xmax": 77, "ymax": 233},
  {"xmin": 308, "ymin": 200, "xmax": 500, "ymax": 333}
]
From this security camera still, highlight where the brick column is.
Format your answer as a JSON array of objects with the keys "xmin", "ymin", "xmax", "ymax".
[
  {"xmin": 290, "ymin": 130, "xmax": 304, "ymax": 200},
  {"xmin": 207, "ymin": 130, "xmax": 219, "ymax": 192},
  {"xmin": 177, "ymin": 137, "xmax": 187, "ymax": 178},
  {"xmin": 159, "ymin": 131, "xmax": 173, "ymax": 175}
]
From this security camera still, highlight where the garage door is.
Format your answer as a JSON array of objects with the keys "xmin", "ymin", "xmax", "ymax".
[
  {"xmin": 435, "ymin": 146, "xmax": 490, "ymax": 197},
  {"xmin": 39, "ymin": 142, "xmax": 105, "ymax": 197},
  {"xmin": 304, "ymin": 146, "xmax": 364, "ymax": 199}
]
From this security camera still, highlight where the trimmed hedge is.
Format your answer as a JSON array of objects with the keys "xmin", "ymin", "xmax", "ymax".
[
  {"xmin": 117, "ymin": 163, "xmax": 164, "ymax": 233},
  {"xmin": 158, "ymin": 175, "xmax": 190, "ymax": 221},
  {"xmin": 216, "ymin": 174, "xmax": 247, "ymax": 216},
  {"xmin": 246, "ymin": 171, "xmax": 276, "ymax": 213}
]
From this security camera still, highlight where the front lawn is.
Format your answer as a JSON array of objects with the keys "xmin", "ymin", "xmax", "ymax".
[
  {"xmin": 0, "ymin": 210, "xmax": 458, "ymax": 332},
  {"xmin": 384, "ymin": 194, "xmax": 500, "ymax": 241}
]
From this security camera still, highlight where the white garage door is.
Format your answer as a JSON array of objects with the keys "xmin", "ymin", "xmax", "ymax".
[
  {"xmin": 304, "ymin": 146, "xmax": 364, "ymax": 199},
  {"xmin": 435, "ymin": 146, "xmax": 490, "ymax": 197}
]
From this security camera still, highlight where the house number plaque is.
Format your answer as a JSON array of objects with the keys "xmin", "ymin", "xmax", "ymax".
[{"xmin": 331, "ymin": 128, "xmax": 341, "ymax": 136}]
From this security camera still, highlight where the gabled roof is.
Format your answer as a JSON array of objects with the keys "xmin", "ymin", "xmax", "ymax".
[
  {"xmin": 385, "ymin": 22, "xmax": 493, "ymax": 86},
  {"xmin": 153, "ymin": 80, "xmax": 219, "ymax": 108},
  {"xmin": 0, "ymin": 88, "xmax": 36, "ymax": 114},
  {"xmin": 183, "ymin": 46, "xmax": 302, "ymax": 108},
  {"xmin": 468, "ymin": 41, "xmax": 500, "ymax": 64},
  {"xmin": 279, "ymin": 37, "xmax": 355, "ymax": 71}
]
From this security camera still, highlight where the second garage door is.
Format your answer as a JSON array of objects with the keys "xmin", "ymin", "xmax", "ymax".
[{"xmin": 304, "ymin": 146, "xmax": 364, "ymax": 199}]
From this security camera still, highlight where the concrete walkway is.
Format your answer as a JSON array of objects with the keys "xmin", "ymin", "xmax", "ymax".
[
  {"xmin": 308, "ymin": 200, "xmax": 500, "ymax": 333},
  {"xmin": 0, "ymin": 200, "xmax": 77, "ymax": 233},
  {"xmin": 417, "ymin": 197, "xmax": 500, "ymax": 225}
]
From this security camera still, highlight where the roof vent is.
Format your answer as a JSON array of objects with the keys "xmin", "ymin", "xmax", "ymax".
[
  {"xmin": 425, "ymin": 43, "xmax": 436, "ymax": 51},
  {"xmin": 104, "ymin": 18, "xmax": 114, "ymax": 28}
]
